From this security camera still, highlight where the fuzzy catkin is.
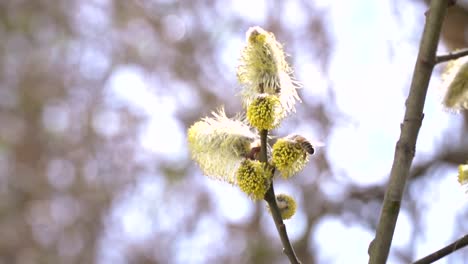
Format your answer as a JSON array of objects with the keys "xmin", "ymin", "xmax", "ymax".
[{"xmin": 188, "ymin": 108, "xmax": 258, "ymax": 183}]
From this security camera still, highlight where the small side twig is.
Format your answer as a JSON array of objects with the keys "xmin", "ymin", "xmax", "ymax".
[
  {"xmin": 259, "ymin": 129, "xmax": 301, "ymax": 264},
  {"xmin": 435, "ymin": 49, "xmax": 468, "ymax": 64},
  {"xmin": 412, "ymin": 234, "xmax": 468, "ymax": 264}
]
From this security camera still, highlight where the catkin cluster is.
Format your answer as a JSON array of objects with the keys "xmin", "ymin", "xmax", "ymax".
[{"xmin": 187, "ymin": 26, "xmax": 315, "ymax": 219}]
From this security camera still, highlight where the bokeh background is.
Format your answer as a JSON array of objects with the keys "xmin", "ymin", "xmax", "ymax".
[{"xmin": 1, "ymin": 0, "xmax": 468, "ymax": 263}]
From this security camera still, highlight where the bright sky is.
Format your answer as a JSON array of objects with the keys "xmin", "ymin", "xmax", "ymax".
[{"xmin": 96, "ymin": 0, "xmax": 468, "ymax": 263}]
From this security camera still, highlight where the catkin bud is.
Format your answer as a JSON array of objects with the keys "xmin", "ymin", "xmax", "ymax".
[
  {"xmin": 188, "ymin": 108, "xmax": 259, "ymax": 184},
  {"xmin": 267, "ymin": 194, "xmax": 297, "ymax": 220},
  {"xmin": 246, "ymin": 94, "xmax": 283, "ymax": 130},
  {"xmin": 458, "ymin": 163, "xmax": 468, "ymax": 189},
  {"xmin": 236, "ymin": 159, "xmax": 272, "ymax": 200},
  {"xmin": 440, "ymin": 56, "xmax": 468, "ymax": 111},
  {"xmin": 237, "ymin": 26, "xmax": 301, "ymax": 118}
]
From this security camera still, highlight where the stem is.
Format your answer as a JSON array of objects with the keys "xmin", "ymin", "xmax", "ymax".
[
  {"xmin": 259, "ymin": 129, "xmax": 301, "ymax": 264},
  {"xmin": 435, "ymin": 49, "xmax": 468, "ymax": 64},
  {"xmin": 259, "ymin": 129, "xmax": 268, "ymax": 163},
  {"xmin": 412, "ymin": 234, "xmax": 468, "ymax": 264},
  {"xmin": 368, "ymin": 1, "xmax": 448, "ymax": 263}
]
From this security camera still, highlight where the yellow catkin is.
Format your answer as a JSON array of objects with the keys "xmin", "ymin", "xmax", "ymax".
[
  {"xmin": 236, "ymin": 159, "xmax": 271, "ymax": 200},
  {"xmin": 246, "ymin": 94, "xmax": 283, "ymax": 130},
  {"xmin": 272, "ymin": 137, "xmax": 309, "ymax": 178},
  {"xmin": 267, "ymin": 194, "xmax": 297, "ymax": 220},
  {"xmin": 440, "ymin": 56, "xmax": 468, "ymax": 111},
  {"xmin": 237, "ymin": 26, "xmax": 301, "ymax": 117},
  {"xmin": 458, "ymin": 164, "xmax": 468, "ymax": 185}
]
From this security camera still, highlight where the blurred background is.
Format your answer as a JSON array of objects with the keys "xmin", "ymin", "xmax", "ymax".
[{"xmin": 1, "ymin": 0, "xmax": 468, "ymax": 263}]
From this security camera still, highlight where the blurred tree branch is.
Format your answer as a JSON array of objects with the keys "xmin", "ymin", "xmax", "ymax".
[{"xmin": 412, "ymin": 234, "xmax": 468, "ymax": 264}]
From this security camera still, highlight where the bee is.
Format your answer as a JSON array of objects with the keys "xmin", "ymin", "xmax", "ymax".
[
  {"xmin": 245, "ymin": 146, "xmax": 261, "ymax": 160},
  {"xmin": 267, "ymin": 194, "xmax": 297, "ymax": 220},
  {"xmin": 244, "ymin": 139, "xmax": 274, "ymax": 160},
  {"xmin": 276, "ymin": 194, "xmax": 292, "ymax": 211},
  {"xmin": 257, "ymin": 81, "xmax": 281, "ymax": 95},
  {"xmin": 287, "ymin": 134, "xmax": 320, "ymax": 155}
]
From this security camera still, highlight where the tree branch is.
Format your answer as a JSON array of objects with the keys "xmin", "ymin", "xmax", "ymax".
[
  {"xmin": 259, "ymin": 129, "xmax": 301, "ymax": 264},
  {"xmin": 368, "ymin": 1, "xmax": 449, "ymax": 263},
  {"xmin": 435, "ymin": 48, "xmax": 468, "ymax": 64},
  {"xmin": 412, "ymin": 234, "xmax": 468, "ymax": 264}
]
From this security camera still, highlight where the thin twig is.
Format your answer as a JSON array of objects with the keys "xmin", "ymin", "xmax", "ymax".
[
  {"xmin": 435, "ymin": 49, "xmax": 468, "ymax": 64},
  {"xmin": 368, "ymin": 1, "xmax": 449, "ymax": 263},
  {"xmin": 412, "ymin": 234, "xmax": 468, "ymax": 264},
  {"xmin": 259, "ymin": 129, "xmax": 301, "ymax": 264}
]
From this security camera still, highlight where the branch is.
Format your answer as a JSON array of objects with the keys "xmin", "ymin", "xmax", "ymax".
[
  {"xmin": 435, "ymin": 49, "xmax": 468, "ymax": 64},
  {"xmin": 259, "ymin": 129, "xmax": 301, "ymax": 264},
  {"xmin": 368, "ymin": 1, "xmax": 449, "ymax": 263},
  {"xmin": 412, "ymin": 234, "xmax": 468, "ymax": 264}
]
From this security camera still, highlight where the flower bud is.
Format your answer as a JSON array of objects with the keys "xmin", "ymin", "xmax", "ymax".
[
  {"xmin": 188, "ymin": 108, "xmax": 258, "ymax": 183},
  {"xmin": 237, "ymin": 26, "xmax": 301, "ymax": 117},
  {"xmin": 236, "ymin": 159, "xmax": 272, "ymax": 200},
  {"xmin": 267, "ymin": 194, "xmax": 297, "ymax": 220},
  {"xmin": 458, "ymin": 163, "xmax": 468, "ymax": 188},
  {"xmin": 247, "ymin": 94, "xmax": 283, "ymax": 130},
  {"xmin": 440, "ymin": 56, "xmax": 468, "ymax": 111}
]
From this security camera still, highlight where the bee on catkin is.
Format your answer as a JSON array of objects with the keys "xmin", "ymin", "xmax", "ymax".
[
  {"xmin": 288, "ymin": 135, "xmax": 315, "ymax": 155},
  {"xmin": 272, "ymin": 134, "xmax": 319, "ymax": 178},
  {"xmin": 267, "ymin": 194, "xmax": 297, "ymax": 220}
]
